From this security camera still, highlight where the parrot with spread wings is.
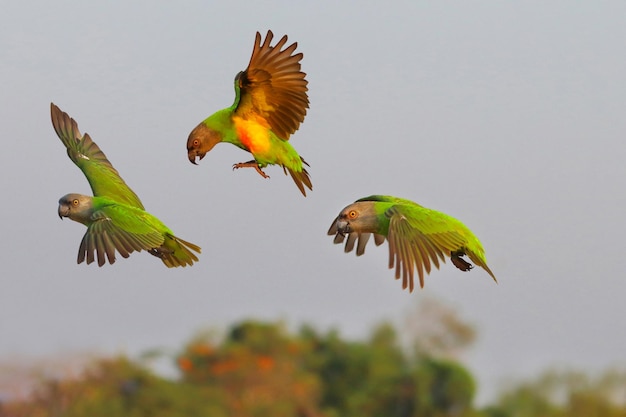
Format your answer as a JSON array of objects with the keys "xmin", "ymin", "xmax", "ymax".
[
  {"xmin": 328, "ymin": 195, "xmax": 497, "ymax": 291},
  {"xmin": 51, "ymin": 103, "xmax": 201, "ymax": 267},
  {"xmin": 186, "ymin": 30, "xmax": 311, "ymax": 196}
]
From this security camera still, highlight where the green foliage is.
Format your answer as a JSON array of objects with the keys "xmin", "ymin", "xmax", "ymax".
[
  {"xmin": 2, "ymin": 315, "xmax": 478, "ymax": 417},
  {"xmin": 177, "ymin": 318, "xmax": 477, "ymax": 417},
  {"xmin": 178, "ymin": 320, "xmax": 323, "ymax": 417},
  {"xmin": 486, "ymin": 369, "xmax": 626, "ymax": 417},
  {"xmin": 1, "ymin": 357, "xmax": 227, "ymax": 417},
  {"xmin": 412, "ymin": 357, "xmax": 477, "ymax": 417},
  {"xmin": 3, "ymin": 313, "xmax": 624, "ymax": 417}
]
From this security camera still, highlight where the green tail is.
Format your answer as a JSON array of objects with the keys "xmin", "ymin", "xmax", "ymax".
[
  {"xmin": 283, "ymin": 157, "xmax": 312, "ymax": 197},
  {"xmin": 150, "ymin": 235, "xmax": 201, "ymax": 268}
]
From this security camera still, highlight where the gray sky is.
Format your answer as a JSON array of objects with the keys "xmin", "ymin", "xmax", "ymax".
[{"xmin": 1, "ymin": 0, "xmax": 625, "ymax": 403}]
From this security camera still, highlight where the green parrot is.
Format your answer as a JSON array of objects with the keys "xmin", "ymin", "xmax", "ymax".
[
  {"xmin": 51, "ymin": 103, "xmax": 201, "ymax": 267},
  {"xmin": 187, "ymin": 30, "xmax": 311, "ymax": 196},
  {"xmin": 327, "ymin": 195, "xmax": 497, "ymax": 291}
]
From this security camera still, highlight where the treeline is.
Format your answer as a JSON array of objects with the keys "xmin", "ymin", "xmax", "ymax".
[{"xmin": 2, "ymin": 303, "xmax": 624, "ymax": 417}]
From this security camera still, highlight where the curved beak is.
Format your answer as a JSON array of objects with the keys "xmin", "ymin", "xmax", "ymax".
[
  {"xmin": 336, "ymin": 219, "xmax": 351, "ymax": 236},
  {"xmin": 188, "ymin": 151, "xmax": 206, "ymax": 165},
  {"xmin": 58, "ymin": 204, "xmax": 69, "ymax": 219}
]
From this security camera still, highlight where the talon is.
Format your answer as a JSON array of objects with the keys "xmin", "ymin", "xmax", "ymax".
[
  {"xmin": 451, "ymin": 250, "xmax": 474, "ymax": 272},
  {"xmin": 232, "ymin": 161, "xmax": 270, "ymax": 179},
  {"xmin": 254, "ymin": 166, "xmax": 270, "ymax": 179}
]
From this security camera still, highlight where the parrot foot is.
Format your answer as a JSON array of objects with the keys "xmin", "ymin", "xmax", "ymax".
[
  {"xmin": 232, "ymin": 161, "xmax": 270, "ymax": 179},
  {"xmin": 148, "ymin": 247, "xmax": 173, "ymax": 259},
  {"xmin": 450, "ymin": 250, "xmax": 474, "ymax": 272}
]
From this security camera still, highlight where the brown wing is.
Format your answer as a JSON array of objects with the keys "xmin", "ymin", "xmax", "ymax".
[
  {"xmin": 233, "ymin": 30, "xmax": 309, "ymax": 140},
  {"xmin": 327, "ymin": 218, "xmax": 386, "ymax": 256}
]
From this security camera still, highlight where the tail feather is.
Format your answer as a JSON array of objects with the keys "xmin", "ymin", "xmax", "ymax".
[
  {"xmin": 283, "ymin": 158, "xmax": 313, "ymax": 197},
  {"xmin": 465, "ymin": 249, "xmax": 498, "ymax": 283},
  {"xmin": 153, "ymin": 235, "xmax": 201, "ymax": 268}
]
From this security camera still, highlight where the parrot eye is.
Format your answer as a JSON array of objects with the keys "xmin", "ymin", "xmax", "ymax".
[
  {"xmin": 192, "ymin": 139, "xmax": 199, "ymax": 147},
  {"xmin": 348, "ymin": 210, "xmax": 358, "ymax": 219},
  {"xmin": 72, "ymin": 199, "xmax": 79, "ymax": 206}
]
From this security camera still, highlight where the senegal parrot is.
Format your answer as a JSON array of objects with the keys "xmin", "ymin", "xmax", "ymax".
[
  {"xmin": 51, "ymin": 103, "xmax": 201, "ymax": 267},
  {"xmin": 187, "ymin": 30, "xmax": 311, "ymax": 196},
  {"xmin": 328, "ymin": 195, "xmax": 497, "ymax": 292}
]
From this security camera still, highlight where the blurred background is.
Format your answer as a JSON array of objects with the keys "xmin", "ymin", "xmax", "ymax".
[{"xmin": 1, "ymin": 1, "xmax": 625, "ymax": 414}]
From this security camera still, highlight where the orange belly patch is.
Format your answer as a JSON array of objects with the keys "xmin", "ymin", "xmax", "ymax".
[{"xmin": 233, "ymin": 116, "xmax": 271, "ymax": 155}]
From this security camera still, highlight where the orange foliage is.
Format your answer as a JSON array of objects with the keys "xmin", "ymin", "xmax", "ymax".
[
  {"xmin": 177, "ymin": 356, "xmax": 193, "ymax": 372},
  {"xmin": 210, "ymin": 358, "xmax": 239, "ymax": 375},
  {"xmin": 256, "ymin": 355, "xmax": 275, "ymax": 371},
  {"xmin": 287, "ymin": 341, "xmax": 303, "ymax": 354}
]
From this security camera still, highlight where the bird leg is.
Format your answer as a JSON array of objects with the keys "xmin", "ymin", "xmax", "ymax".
[
  {"xmin": 148, "ymin": 247, "xmax": 173, "ymax": 259},
  {"xmin": 450, "ymin": 250, "xmax": 474, "ymax": 272},
  {"xmin": 232, "ymin": 160, "xmax": 270, "ymax": 179}
]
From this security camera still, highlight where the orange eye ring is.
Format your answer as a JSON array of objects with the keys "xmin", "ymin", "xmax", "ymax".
[
  {"xmin": 192, "ymin": 139, "xmax": 200, "ymax": 147},
  {"xmin": 72, "ymin": 199, "xmax": 79, "ymax": 206},
  {"xmin": 348, "ymin": 210, "xmax": 358, "ymax": 219}
]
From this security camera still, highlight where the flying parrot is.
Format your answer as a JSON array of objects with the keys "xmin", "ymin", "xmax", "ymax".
[
  {"xmin": 51, "ymin": 103, "xmax": 201, "ymax": 267},
  {"xmin": 187, "ymin": 30, "xmax": 311, "ymax": 196},
  {"xmin": 327, "ymin": 195, "xmax": 497, "ymax": 292}
]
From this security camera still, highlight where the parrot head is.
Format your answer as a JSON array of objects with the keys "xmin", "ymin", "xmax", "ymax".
[
  {"xmin": 187, "ymin": 123, "xmax": 222, "ymax": 165},
  {"xmin": 330, "ymin": 202, "xmax": 381, "ymax": 236},
  {"xmin": 58, "ymin": 193, "xmax": 94, "ymax": 225}
]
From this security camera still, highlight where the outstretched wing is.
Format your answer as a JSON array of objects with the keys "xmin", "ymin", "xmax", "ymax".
[
  {"xmin": 78, "ymin": 206, "xmax": 164, "ymax": 266},
  {"xmin": 50, "ymin": 103, "xmax": 144, "ymax": 209},
  {"xmin": 386, "ymin": 205, "xmax": 470, "ymax": 291},
  {"xmin": 232, "ymin": 30, "xmax": 309, "ymax": 140}
]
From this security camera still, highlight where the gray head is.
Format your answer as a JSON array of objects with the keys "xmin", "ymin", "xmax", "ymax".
[{"xmin": 58, "ymin": 193, "xmax": 94, "ymax": 225}]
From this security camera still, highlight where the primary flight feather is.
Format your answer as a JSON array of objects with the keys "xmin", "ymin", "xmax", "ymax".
[
  {"xmin": 187, "ymin": 30, "xmax": 312, "ymax": 196},
  {"xmin": 328, "ymin": 195, "xmax": 497, "ymax": 292},
  {"xmin": 51, "ymin": 103, "xmax": 201, "ymax": 267}
]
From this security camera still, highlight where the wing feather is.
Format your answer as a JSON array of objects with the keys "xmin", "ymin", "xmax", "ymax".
[
  {"xmin": 333, "ymin": 233, "xmax": 345, "ymax": 245},
  {"xmin": 355, "ymin": 233, "xmax": 371, "ymax": 256},
  {"xmin": 387, "ymin": 206, "xmax": 462, "ymax": 290},
  {"xmin": 76, "ymin": 208, "xmax": 165, "ymax": 266},
  {"xmin": 386, "ymin": 203, "xmax": 497, "ymax": 288},
  {"xmin": 329, "ymin": 196, "xmax": 496, "ymax": 290},
  {"xmin": 108, "ymin": 231, "xmax": 131, "ymax": 258},
  {"xmin": 414, "ymin": 235, "xmax": 430, "ymax": 275},
  {"xmin": 232, "ymin": 31, "xmax": 309, "ymax": 140},
  {"xmin": 345, "ymin": 233, "xmax": 357, "ymax": 253},
  {"xmin": 50, "ymin": 103, "xmax": 144, "ymax": 209}
]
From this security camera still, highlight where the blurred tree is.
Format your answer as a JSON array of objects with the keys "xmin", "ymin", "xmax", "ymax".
[
  {"xmin": 300, "ymin": 322, "xmax": 414, "ymax": 417},
  {"xmin": 403, "ymin": 297, "xmax": 476, "ymax": 359},
  {"xmin": 300, "ymin": 319, "xmax": 479, "ymax": 417},
  {"xmin": 355, "ymin": 323, "xmax": 415, "ymax": 417},
  {"xmin": 488, "ymin": 384, "xmax": 559, "ymax": 417},
  {"xmin": 0, "ymin": 356, "xmax": 226, "ymax": 417},
  {"xmin": 298, "ymin": 324, "xmax": 370, "ymax": 416},
  {"xmin": 411, "ymin": 357, "xmax": 477, "ymax": 417},
  {"xmin": 486, "ymin": 368, "xmax": 626, "ymax": 417},
  {"xmin": 14, "ymin": 316, "xmax": 621, "ymax": 417},
  {"xmin": 178, "ymin": 320, "xmax": 324, "ymax": 417}
]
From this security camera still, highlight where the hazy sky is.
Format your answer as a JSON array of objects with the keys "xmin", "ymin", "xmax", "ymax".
[{"xmin": 2, "ymin": 0, "xmax": 625, "ymax": 403}]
